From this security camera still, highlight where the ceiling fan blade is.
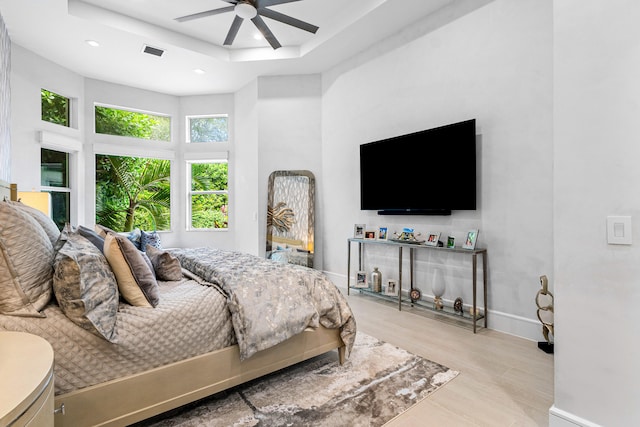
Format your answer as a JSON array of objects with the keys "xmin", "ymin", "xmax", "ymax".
[
  {"xmin": 257, "ymin": 0, "xmax": 302, "ymax": 7},
  {"xmin": 224, "ymin": 15, "xmax": 244, "ymax": 46},
  {"xmin": 251, "ymin": 15, "xmax": 281, "ymax": 49},
  {"xmin": 258, "ymin": 7, "xmax": 318, "ymax": 33},
  {"xmin": 175, "ymin": 6, "xmax": 235, "ymax": 23}
]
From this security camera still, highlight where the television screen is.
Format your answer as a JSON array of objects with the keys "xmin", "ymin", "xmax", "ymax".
[{"xmin": 359, "ymin": 119, "xmax": 476, "ymax": 215}]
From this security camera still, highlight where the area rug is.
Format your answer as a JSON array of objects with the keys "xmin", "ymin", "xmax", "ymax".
[{"xmin": 132, "ymin": 332, "xmax": 459, "ymax": 427}]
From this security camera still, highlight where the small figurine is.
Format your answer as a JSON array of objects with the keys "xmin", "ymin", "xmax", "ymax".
[{"xmin": 536, "ymin": 275, "xmax": 554, "ymax": 353}]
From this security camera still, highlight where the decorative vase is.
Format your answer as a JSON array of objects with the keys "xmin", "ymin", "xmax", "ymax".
[
  {"xmin": 431, "ymin": 268, "xmax": 445, "ymax": 297},
  {"xmin": 431, "ymin": 268, "xmax": 445, "ymax": 310},
  {"xmin": 371, "ymin": 267, "xmax": 382, "ymax": 292}
]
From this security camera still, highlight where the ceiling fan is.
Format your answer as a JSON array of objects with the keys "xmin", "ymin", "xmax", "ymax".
[{"xmin": 174, "ymin": 0, "xmax": 319, "ymax": 50}]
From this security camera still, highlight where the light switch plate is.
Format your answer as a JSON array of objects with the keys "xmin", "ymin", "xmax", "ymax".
[{"xmin": 607, "ymin": 216, "xmax": 632, "ymax": 245}]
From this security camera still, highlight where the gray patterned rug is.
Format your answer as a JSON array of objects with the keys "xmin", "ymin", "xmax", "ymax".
[{"xmin": 133, "ymin": 332, "xmax": 458, "ymax": 427}]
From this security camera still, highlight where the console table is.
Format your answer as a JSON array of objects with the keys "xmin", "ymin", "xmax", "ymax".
[{"xmin": 347, "ymin": 238, "xmax": 488, "ymax": 332}]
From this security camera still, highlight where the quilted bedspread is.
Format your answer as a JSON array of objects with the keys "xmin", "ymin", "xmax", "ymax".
[
  {"xmin": 170, "ymin": 247, "xmax": 356, "ymax": 361},
  {"xmin": 0, "ymin": 279, "xmax": 235, "ymax": 395}
]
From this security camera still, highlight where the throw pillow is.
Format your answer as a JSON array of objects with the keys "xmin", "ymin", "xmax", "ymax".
[
  {"xmin": 103, "ymin": 232, "xmax": 160, "ymax": 307},
  {"xmin": 0, "ymin": 202, "xmax": 53, "ymax": 317},
  {"xmin": 140, "ymin": 230, "xmax": 162, "ymax": 251},
  {"xmin": 53, "ymin": 228, "xmax": 119, "ymax": 342},
  {"xmin": 9, "ymin": 200, "xmax": 60, "ymax": 246},
  {"xmin": 77, "ymin": 225, "xmax": 105, "ymax": 253},
  {"xmin": 145, "ymin": 245, "xmax": 183, "ymax": 281}
]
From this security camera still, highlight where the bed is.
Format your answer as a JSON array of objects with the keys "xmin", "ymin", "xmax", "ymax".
[{"xmin": 0, "ymin": 180, "xmax": 356, "ymax": 427}]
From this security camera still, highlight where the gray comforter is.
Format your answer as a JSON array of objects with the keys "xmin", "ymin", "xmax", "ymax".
[{"xmin": 170, "ymin": 247, "xmax": 356, "ymax": 361}]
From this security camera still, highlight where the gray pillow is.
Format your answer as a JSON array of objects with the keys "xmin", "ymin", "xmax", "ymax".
[
  {"xmin": 9, "ymin": 200, "xmax": 60, "ymax": 246},
  {"xmin": 0, "ymin": 202, "xmax": 53, "ymax": 317},
  {"xmin": 53, "ymin": 228, "xmax": 119, "ymax": 342},
  {"xmin": 145, "ymin": 245, "xmax": 183, "ymax": 281},
  {"xmin": 77, "ymin": 225, "xmax": 105, "ymax": 253}
]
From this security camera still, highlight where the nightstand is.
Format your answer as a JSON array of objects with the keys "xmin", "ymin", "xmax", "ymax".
[{"xmin": 0, "ymin": 331, "xmax": 54, "ymax": 427}]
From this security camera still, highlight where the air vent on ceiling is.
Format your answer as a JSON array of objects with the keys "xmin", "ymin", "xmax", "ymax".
[{"xmin": 142, "ymin": 45, "xmax": 165, "ymax": 57}]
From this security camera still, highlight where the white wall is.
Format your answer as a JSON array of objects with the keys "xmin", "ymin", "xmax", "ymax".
[
  {"xmin": 255, "ymin": 75, "xmax": 323, "ymax": 264},
  {"xmin": 551, "ymin": 1, "xmax": 640, "ymax": 426},
  {"xmin": 10, "ymin": 44, "xmax": 86, "ymax": 224},
  {"xmin": 321, "ymin": 0, "xmax": 553, "ymax": 339}
]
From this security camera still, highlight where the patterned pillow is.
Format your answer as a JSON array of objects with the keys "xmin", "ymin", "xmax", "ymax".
[
  {"xmin": 9, "ymin": 200, "xmax": 60, "ymax": 246},
  {"xmin": 0, "ymin": 202, "xmax": 53, "ymax": 317},
  {"xmin": 145, "ymin": 245, "xmax": 183, "ymax": 281},
  {"xmin": 103, "ymin": 232, "xmax": 160, "ymax": 307},
  {"xmin": 53, "ymin": 227, "xmax": 119, "ymax": 342},
  {"xmin": 127, "ymin": 228, "xmax": 142, "ymax": 250},
  {"xmin": 140, "ymin": 230, "xmax": 162, "ymax": 251}
]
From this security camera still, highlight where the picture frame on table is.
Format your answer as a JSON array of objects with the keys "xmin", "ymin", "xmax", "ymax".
[
  {"xmin": 355, "ymin": 271, "xmax": 368, "ymax": 288},
  {"xmin": 385, "ymin": 279, "xmax": 398, "ymax": 296},
  {"xmin": 425, "ymin": 232, "xmax": 441, "ymax": 247},
  {"xmin": 364, "ymin": 230, "xmax": 377, "ymax": 240},
  {"xmin": 462, "ymin": 229, "xmax": 479, "ymax": 250},
  {"xmin": 377, "ymin": 226, "xmax": 388, "ymax": 240},
  {"xmin": 354, "ymin": 224, "xmax": 365, "ymax": 239},
  {"xmin": 446, "ymin": 236, "xmax": 455, "ymax": 249}
]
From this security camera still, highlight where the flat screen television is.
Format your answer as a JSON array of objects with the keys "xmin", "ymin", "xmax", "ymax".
[{"xmin": 359, "ymin": 119, "xmax": 476, "ymax": 215}]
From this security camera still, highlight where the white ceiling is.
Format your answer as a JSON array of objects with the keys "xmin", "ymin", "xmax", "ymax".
[{"xmin": 0, "ymin": 0, "xmax": 475, "ymax": 96}]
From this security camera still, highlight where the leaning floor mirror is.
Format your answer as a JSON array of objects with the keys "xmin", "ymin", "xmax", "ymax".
[{"xmin": 266, "ymin": 170, "xmax": 315, "ymax": 268}]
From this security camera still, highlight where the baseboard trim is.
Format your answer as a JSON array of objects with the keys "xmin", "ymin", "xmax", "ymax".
[
  {"xmin": 325, "ymin": 271, "xmax": 543, "ymax": 342},
  {"xmin": 549, "ymin": 405, "xmax": 602, "ymax": 427}
]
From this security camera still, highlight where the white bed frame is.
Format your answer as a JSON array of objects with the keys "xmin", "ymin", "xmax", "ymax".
[
  {"xmin": 1, "ymin": 180, "xmax": 346, "ymax": 427},
  {"xmin": 54, "ymin": 326, "xmax": 345, "ymax": 427}
]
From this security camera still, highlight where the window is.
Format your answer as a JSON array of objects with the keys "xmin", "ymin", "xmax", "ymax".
[
  {"xmin": 95, "ymin": 105, "xmax": 171, "ymax": 142},
  {"xmin": 41, "ymin": 148, "xmax": 70, "ymax": 230},
  {"xmin": 187, "ymin": 115, "xmax": 228, "ymax": 143},
  {"xmin": 95, "ymin": 154, "xmax": 171, "ymax": 232},
  {"xmin": 187, "ymin": 160, "xmax": 228, "ymax": 229},
  {"xmin": 41, "ymin": 89, "xmax": 70, "ymax": 127}
]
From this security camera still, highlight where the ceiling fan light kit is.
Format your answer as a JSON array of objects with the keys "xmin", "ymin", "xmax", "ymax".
[
  {"xmin": 235, "ymin": 3, "xmax": 257, "ymax": 19},
  {"xmin": 175, "ymin": 0, "xmax": 318, "ymax": 50}
]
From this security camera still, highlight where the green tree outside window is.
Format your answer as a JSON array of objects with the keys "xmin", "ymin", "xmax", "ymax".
[{"xmin": 96, "ymin": 155, "xmax": 171, "ymax": 232}]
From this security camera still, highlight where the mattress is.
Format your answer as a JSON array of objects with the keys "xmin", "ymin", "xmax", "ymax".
[{"xmin": 0, "ymin": 278, "xmax": 235, "ymax": 395}]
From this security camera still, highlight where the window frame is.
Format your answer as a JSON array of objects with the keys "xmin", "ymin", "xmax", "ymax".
[
  {"xmin": 186, "ymin": 155, "xmax": 229, "ymax": 231},
  {"xmin": 185, "ymin": 114, "xmax": 229, "ymax": 143},
  {"xmin": 94, "ymin": 103, "xmax": 172, "ymax": 142}
]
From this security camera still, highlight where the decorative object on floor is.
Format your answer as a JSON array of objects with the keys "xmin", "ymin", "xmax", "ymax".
[
  {"xmin": 536, "ymin": 275, "xmax": 554, "ymax": 354},
  {"xmin": 266, "ymin": 170, "xmax": 314, "ymax": 268},
  {"xmin": 462, "ymin": 229, "xmax": 479, "ymax": 250},
  {"xmin": 132, "ymin": 333, "xmax": 459, "ymax": 427},
  {"xmin": 454, "ymin": 297, "xmax": 463, "ymax": 315},
  {"xmin": 431, "ymin": 268, "xmax": 445, "ymax": 310},
  {"xmin": 371, "ymin": 267, "xmax": 382, "ymax": 292}
]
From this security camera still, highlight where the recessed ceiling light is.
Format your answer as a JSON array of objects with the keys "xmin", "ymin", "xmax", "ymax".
[
  {"xmin": 86, "ymin": 40, "xmax": 100, "ymax": 47},
  {"xmin": 253, "ymin": 33, "xmax": 263, "ymax": 40},
  {"xmin": 193, "ymin": 69, "xmax": 206, "ymax": 75}
]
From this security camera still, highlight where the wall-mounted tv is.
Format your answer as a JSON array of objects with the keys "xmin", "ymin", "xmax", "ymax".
[{"xmin": 359, "ymin": 119, "xmax": 477, "ymax": 215}]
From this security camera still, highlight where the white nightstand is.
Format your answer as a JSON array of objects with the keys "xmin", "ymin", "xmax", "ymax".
[{"xmin": 0, "ymin": 331, "xmax": 54, "ymax": 427}]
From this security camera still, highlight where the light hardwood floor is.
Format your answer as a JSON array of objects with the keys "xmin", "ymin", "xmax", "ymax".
[{"xmin": 343, "ymin": 291, "xmax": 554, "ymax": 427}]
